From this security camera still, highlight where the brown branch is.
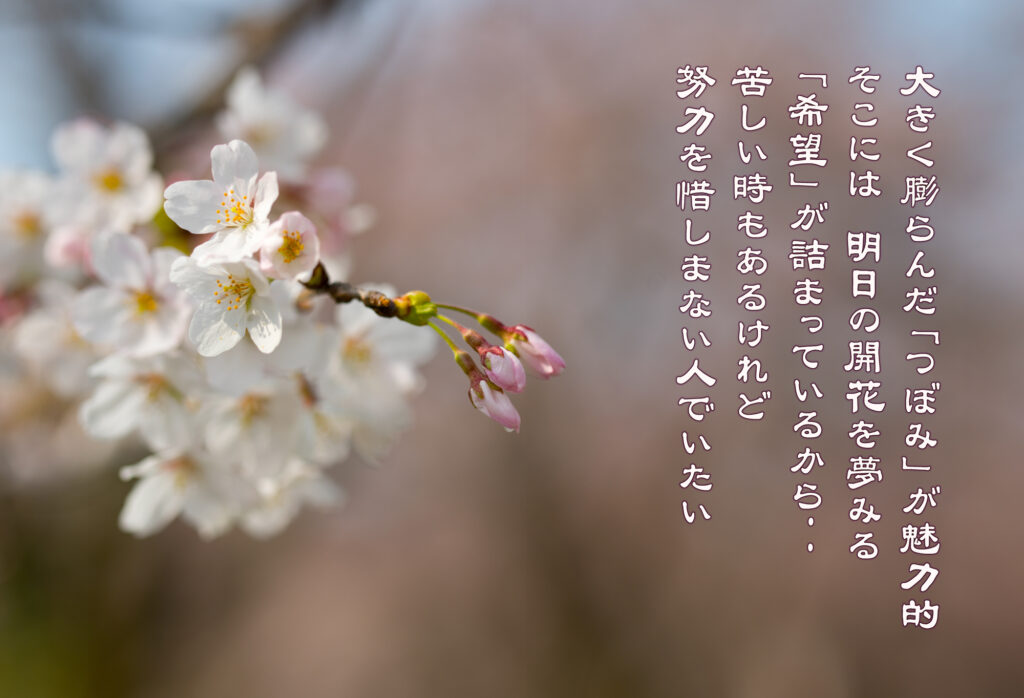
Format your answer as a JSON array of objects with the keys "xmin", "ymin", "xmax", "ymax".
[
  {"xmin": 299, "ymin": 262, "xmax": 398, "ymax": 317},
  {"xmin": 149, "ymin": 0, "xmax": 352, "ymax": 159}
]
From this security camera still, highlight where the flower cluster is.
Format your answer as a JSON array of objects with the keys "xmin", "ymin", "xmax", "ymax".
[
  {"xmin": 426, "ymin": 310, "xmax": 565, "ymax": 433},
  {"xmin": 0, "ymin": 68, "xmax": 563, "ymax": 539}
]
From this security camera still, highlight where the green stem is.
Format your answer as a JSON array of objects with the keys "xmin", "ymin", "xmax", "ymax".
[
  {"xmin": 435, "ymin": 303, "xmax": 506, "ymax": 337},
  {"xmin": 434, "ymin": 303, "xmax": 481, "ymax": 318},
  {"xmin": 436, "ymin": 314, "xmax": 464, "ymax": 331},
  {"xmin": 428, "ymin": 321, "xmax": 460, "ymax": 355}
]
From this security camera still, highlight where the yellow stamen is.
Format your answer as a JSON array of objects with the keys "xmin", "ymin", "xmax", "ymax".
[
  {"xmin": 277, "ymin": 230, "xmax": 304, "ymax": 263},
  {"xmin": 136, "ymin": 373, "xmax": 169, "ymax": 401},
  {"xmin": 343, "ymin": 335, "xmax": 372, "ymax": 365},
  {"xmin": 13, "ymin": 211, "xmax": 42, "ymax": 240},
  {"xmin": 211, "ymin": 274, "xmax": 254, "ymax": 311},
  {"xmin": 94, "ymin": 169, "xmax": 124, "ymax": 192},
  {"xmin": 164, "ymin": 456, "xmax": 196, "ymax": 489},
  {"xmin": 133, "ymin": 290, "xmax": 159, "ymax": 315},
  {"xmin": 237, "ymin": 393, "xmax": 267, "ymax": 426},
  {"xmin": 215, "ymin": 187, "xmax": 254, "ymax": 227}
]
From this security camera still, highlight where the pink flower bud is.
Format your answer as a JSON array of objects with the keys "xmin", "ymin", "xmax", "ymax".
[
  {"xmin": 508, "ymin": 325, "xmax": 565, "ymax": 379},
  {"xmin": 480, "ymin": 346, "xmax": 526, "ymax": 393},
  {"xmin": 469, "ymin": 380, "xmax": 520, "ymax": 433}
]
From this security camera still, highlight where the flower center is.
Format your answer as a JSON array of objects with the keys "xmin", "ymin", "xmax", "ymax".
[
  {"xmin": 277, "ymin": 230, "xmax": 304, "ymax": 263},
  {"xmin": 343, "ymin": 335, "xmax": 372, "ymax": 365},
  {"xmin": 94, "ymin": 168, "xmax": 124, "ymax": 192},
  {"xmin": 212, "ymin": 274, "xmax": 254, "ymax": 311},
  {"xmin": 163, "ymin": 456, "xmax": 196, "ymax": 489},
  {"xmin": 133, "ymin": 290, "xmax": 159, "ymax": 315},
  {"xmin": 217, "ymin": 187, "xmax": 254, "ymax": 228},
  {"xmin": 13, "ymin": 211, "xmax": 42, "ymax": 240},
  {"xmin": 136, "ymin": 372, "xmax": 169, "ymax": 400},
  {"xmin": 242, "ymin": 124, "xmax": 275, "ymax": 147},
  {"xmin": 237, "ymin": 393, "xmax": 267, "ymax": 426}
]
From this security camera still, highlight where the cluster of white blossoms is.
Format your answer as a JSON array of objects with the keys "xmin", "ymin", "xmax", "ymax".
[{"xmin": 0, "ymin": 68, "xmax": 563, "ymax": 540}]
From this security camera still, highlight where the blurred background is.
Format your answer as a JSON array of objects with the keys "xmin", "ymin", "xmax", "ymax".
[{"xmin": 1, "ymin": 0, "xmax": 1023, "ymax": 695}]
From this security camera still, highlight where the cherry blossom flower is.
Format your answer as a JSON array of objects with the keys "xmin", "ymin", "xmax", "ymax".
[
  {"xmin": 169, "ymin": 256, "xmax": 282, "ymax": 356},
  {"xmin": 199, "ymin": 281, "xmax": 329, "ymax": 394},
  {"xmin": 295, "ymin": 392, "xmax": 353, "ymax": 466},
  {"xmin": 259, "ymin": 210, "xmax": 320, "ymax": 280},
  {"xmin": 324, "ymin": 285, "xmax": 436, "ymax": 461},
  {"xmin": 0, "ymin": 170, "xmax": 58, "ymax": 289},
  {"xmin": 239, "ymin": 459, "xmax": 342, "ymax": 538},
  {"xmin": 13, "ymin": 280, "xmax": 99, "ymax": 397},
  {"xmin": 51, "ymin": 119, "xmax": 163, "ymax": 230},
  {"xmin": 217, "ymin": 67, "xmax": 327, "ymax": 182},
  {"xmin": 71, "ymin": 232, "xmax": 191, "ymax": 357},
  {"xmin": 163, "ymin": 139, "xmax": 278, "ymax": 263},
  {"xmin": 79, "ymin": 352, "xmax": 201, "ymax": 451},
  {"xmin": 118, "ymin": 448, "xmax": 238, "ymax": 539},
  {"xmin": 201, "ymin": 383, "xmax": 303, "ymax": 482}
]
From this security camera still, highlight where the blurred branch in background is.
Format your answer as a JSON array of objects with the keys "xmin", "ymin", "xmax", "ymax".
[
  {"xmin": 139, "ymin": 0, "xmax": 352, "ymax": 155},
  {"xmin": 3, "ymin": 0, "xmax": 397, "ymax": 163}
]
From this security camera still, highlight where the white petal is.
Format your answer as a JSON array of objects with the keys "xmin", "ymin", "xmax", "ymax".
[
  {"xmin": 51, "ymin": 119, "xmax": 104, "ymax": 173},
  {"xmin": 335, "ymin": 299, "xmax": 376, "ymax": 336},
  {"xmin": 88, "ymin": 353, "xmax": 137, "ymax": 379},
  {"xmin": 294, "ymin": 112, "xmax": 328, "ymax": 160},
  {"xmin": 71, "ymin": 286, "xmax": 134, "ymax": 346},
  {"xmin": 138, "ymin": 395, "xmax": 194, "ymax": 452},
  {"xmin": 190, "ymin": 228, "xmax": 260, "ymax": 264},
  {"xmin": 182, "ymin": 484, "xmax": 235, "ymax": 540},
  {"xmin": 91, "ymin": 232, "xmax": 151, "ymax": 290},
  {"xmin": 190, "ymin": 302, "xmax": 246, "ymax": 357},
  {"xmin": 246, "ymin": 294, "xmax": 282, "ymax": 353},
  {"xmin": 369, "ymin": 319, "xmax": 436, "ymax": 365},
  {"xmin": 151, "ymin": 247, "xmax": 185, "ymax": 294},
  {"xmin": 105, "ymin": 122, "xmax": 153, "ymax": 181},
  {"xmin": 239, "ymin": 258, "xmax": 270, "ymax": 294},
  {"xmin": 225, "ymin": 66, "xmax": 262, "ymax": 110},
  {"xmin": 212, "ymin": 140, "xmax": 259, "ymax": 185},
  {"xmin": 163, "ymin": 179, "xmax": 221, "ymax": 235},
  {"xmin": 130, "ymin": 301, "xmax": 189, "ymax": 357},
  {"xmin": 204, "ymin": 402, "xmax": 247, "ymax": 455},
  {"xmin": 119, "ymin": 471, "xmax": 184, "ymax": 537},
  {"xmin": 202, "ymin": 340, "xmax": 271, "ymax": 395},
  {"xmin": 79, "ymin": 378, "xmax": 146, "ymax": 438},
  {"xmin": 129, "ymin": 173, "xmax": 165, "ymax": 223},
  {"xmin": 253, "ymin": 171, "xmax": 278, "ymax": 223},
  {"xmin": 169, "ymin": 256, "xmax": 221, "ymax": 300},
  {"xmin": 120, "ymin": 453, "xmax": 165, "ymax": 481}
]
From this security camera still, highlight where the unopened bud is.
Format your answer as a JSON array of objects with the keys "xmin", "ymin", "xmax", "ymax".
[
  {"xmin": 395, "ymin": 290, "xmax": 437, "ymax": 326},
  {"xmin": 469, "ymin": 379, "xmax": 521, "ymax": 433},
  {"xmin": 506, "ymin": 325, "xmax": 565, "ymax": 379}
]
